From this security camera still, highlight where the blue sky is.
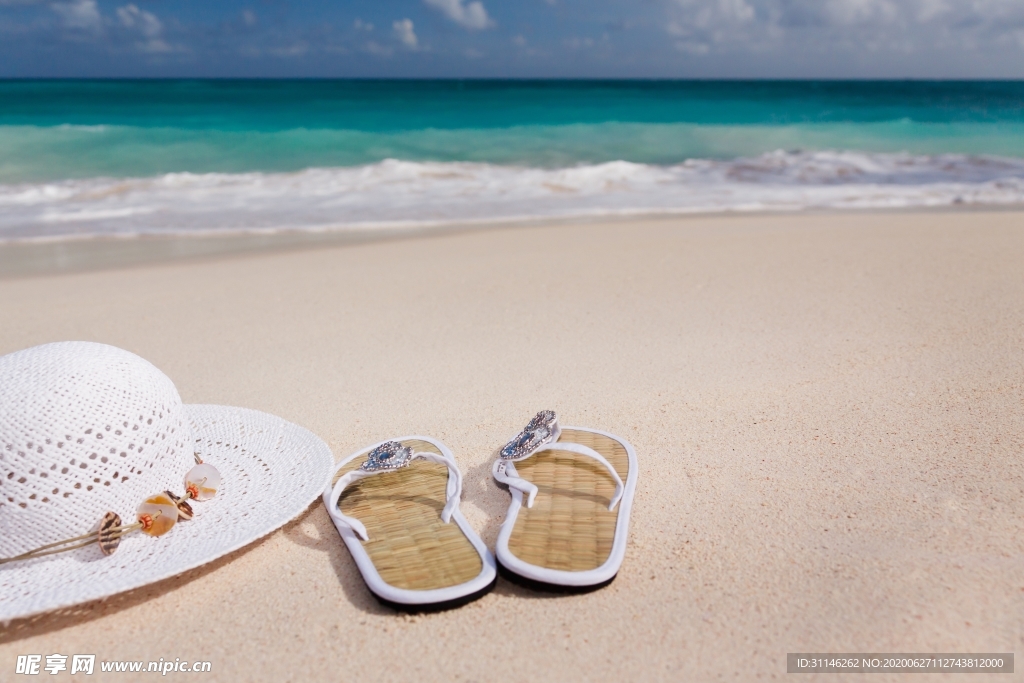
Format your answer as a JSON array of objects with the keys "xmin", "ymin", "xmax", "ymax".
[{"xmin": 2, "ymin": 0, "xmax": 1024, "ymax": 78}]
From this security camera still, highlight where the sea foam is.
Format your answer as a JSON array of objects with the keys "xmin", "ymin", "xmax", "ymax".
[{"xmin": 1, "ymin": 151, "xmax": 1023, "ymax": 242}]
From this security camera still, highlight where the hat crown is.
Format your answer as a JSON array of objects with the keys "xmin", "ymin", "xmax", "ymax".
[{"xmin": 0, "ymin": 342, "xmax": 194, "ymax": 557}]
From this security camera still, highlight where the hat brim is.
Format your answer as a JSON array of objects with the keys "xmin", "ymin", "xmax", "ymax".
[{"xmin": 0, "ymin": 404, "xmax": 334, "ymax": 622}]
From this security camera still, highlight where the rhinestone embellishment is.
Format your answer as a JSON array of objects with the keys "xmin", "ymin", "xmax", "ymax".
[
  {"xmin": 361, "ymin": 441, "xmax": 414, "ymax": 471},
  {"xmin": 500, "ymin": 410, "xmax": 558, "ymax": 460}
]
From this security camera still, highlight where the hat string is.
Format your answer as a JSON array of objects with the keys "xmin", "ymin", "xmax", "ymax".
[{"xmin": 0, "ymin": 454, "xmax": 220, "ymax": 565}]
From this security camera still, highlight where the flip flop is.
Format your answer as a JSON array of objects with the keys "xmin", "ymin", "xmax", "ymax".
[
  {"xmin": 324, "ymin": 436, "xmax": 496, "ymax": 611},
  {"xmin": 492, "ymin": 411, "xmax": 638, "ymax": 591}
]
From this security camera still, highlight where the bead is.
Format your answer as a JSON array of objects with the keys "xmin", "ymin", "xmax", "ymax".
[
  {"xmin": 137, "ymin": 493, "xmax": 179, "ymax": 536},
  {"xmin": 163, "ymin": 490, "xmax": 194, "ymax": 520},
  {"xmin": 97, "ymin": 511, "xmax": 122, "ymax": 556},
  {"xmin": 184, "ymin": 463, "xmax": 221, "ymax": 501}
]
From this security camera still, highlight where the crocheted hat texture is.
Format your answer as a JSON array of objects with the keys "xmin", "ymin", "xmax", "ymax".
[{"xmin": 0, "ymin": 342, "xmax": 193, "ymax": 558}]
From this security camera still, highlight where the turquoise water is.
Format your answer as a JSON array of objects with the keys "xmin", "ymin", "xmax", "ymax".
[
  {"xmin": 2, "ymin": 80, "xmax": 1024, "ymax": 182},
  {"xmin": 1, "ymin": 80, "xmax": 1023, "ymax": 241}
]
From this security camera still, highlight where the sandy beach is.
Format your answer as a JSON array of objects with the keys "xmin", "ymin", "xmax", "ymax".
[{"xmin": 1, "ymin": 209, "xmax": 1022, "ymax": 681}]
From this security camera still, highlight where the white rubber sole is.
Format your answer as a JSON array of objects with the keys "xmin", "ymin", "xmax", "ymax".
[
  {"xmin": 493, "ymin": 426, "xmax": 638, "ymax": 589},
  {"xmin": 324, "ymin": 435, "xmax": 497, "ymax": 610}
]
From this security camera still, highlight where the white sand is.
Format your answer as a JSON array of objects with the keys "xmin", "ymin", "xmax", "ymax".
[{"xmin": 1, "ymin": 210, "xmax": 1022, "ymax": 681}]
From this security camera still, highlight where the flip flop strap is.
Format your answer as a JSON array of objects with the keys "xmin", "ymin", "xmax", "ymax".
[
  {"xmin": 493, "ymin": 441, "xmax": 624, "ymax": 511},
  {"xmin": 327, "ymin": 451, "xmax": 462, "ymax": 541}
]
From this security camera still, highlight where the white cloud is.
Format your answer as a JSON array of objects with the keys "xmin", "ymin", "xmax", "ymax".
[
  {"xmin": 662, "ymin": 0, "xmax": 1024, "ymax": 64},
  {"xmin": 116, "ymin": 4, "xmax": 175, "ymax": 53},
  {"xmin": 915, "ymin": 0, "xmax": 949, "ymax": 21},
  {"xmin": 117, "ymin": 4, "xmax": 160, "ymax": 37},
  {"xmin": 672, "ymin": 0, "xmax": 754, "ymax": 28},
  {"xmin": 966, "ymin": 0, "xmax": 1024, "ymax": 23},
  {"xmin": 393, "ymin": 18, "xmax": 418, "ymax": 49},
  {"xmin": 825, "ymin": 0, "xmax": 897, "ymax": 26},
  {"xmin": 51, "ymin": 0, "xmax": 101, "ymax": 32},
  {"xmin": 512, "ymin": 34, "xmax": 526, "ymax": 46},
  {"xmin": 666, "ymin": 0, "xmax": 754, "ymax": 54},
  {"xmin": 424, "ymin": 0, "xmax": 494, "ymax": 30},
  {"xmin": 719, "ymin": 0, "xmax": 755, "ymax": 22},
  {"xmin": 353, "ymin": 19, "xmax": 373, "ymax": 32},
  {"xmin": 667, "ymin": 21, "xmax": 711, "ymax": 53},
  {"xmin": 242, "ymin": 10, "xmax": 257, "ymax": 27}
]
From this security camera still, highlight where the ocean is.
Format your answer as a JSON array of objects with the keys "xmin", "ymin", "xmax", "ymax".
[{"xmin": 1, "ymin": 79, "xmax": 1023, "ymax": 241}]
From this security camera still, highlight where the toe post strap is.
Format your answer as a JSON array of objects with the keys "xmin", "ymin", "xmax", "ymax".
[
  {"xmin": 328, "ymin": 441, "xmax": 463, "ymax": 541},
  {"xmin": 494, "ymin": 411, "xmax": 624, "ymax": 511},
  {"xmin": 493, "ymin": 458, "xmax": 539, "ymax": 507}
]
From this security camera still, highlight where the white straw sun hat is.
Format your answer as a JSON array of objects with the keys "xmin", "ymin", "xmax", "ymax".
[{"xmin": 0, "ymin": 341, "xmax": 334, "ymax": 622}]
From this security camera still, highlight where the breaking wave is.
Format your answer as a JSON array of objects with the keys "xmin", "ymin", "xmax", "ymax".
[{"xmin": 2, "ymin": 150, "xmax": 1023, "ymax": 242}]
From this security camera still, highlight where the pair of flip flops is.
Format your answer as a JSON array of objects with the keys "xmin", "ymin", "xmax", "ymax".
[{"xmin": 323, "ymin": 411, "xmax": 638, "ymax": 611}]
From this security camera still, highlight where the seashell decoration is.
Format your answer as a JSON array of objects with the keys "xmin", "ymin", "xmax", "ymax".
[
  {"xmin": 163, "ymin": 490, "xmax": 194, "ymax": 520},
  {"xmin": 137, "ymin": 493, "xmax": 179, "ymax": 537},
  {"xmin": 96, "ymin": 512, "xmax": 123, "ymax": 556},
  {"xmin": 184, "ymin": 463, "xmax": 221, "ymax": 502},
  {"xmin": 4, "ymin": 454, "xmax": 221, "ymax": 561},
  {"xmin": 3, "ymin": 456, "xmax": 222, "ymax": 563}
]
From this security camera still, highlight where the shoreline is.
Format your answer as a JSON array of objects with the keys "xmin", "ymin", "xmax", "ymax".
[{"xmin": 3, "ymin": 203, "xmax": 1024, "ymax": 279}]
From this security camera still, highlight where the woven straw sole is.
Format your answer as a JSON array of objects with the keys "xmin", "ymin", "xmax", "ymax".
[
  {"xmin": 332, "ymin": 439, "xmax": 484, "ymax": 592},
  {"xmin": 505, "ymin": 429, "xmax": 629, "ymax": 573}
]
